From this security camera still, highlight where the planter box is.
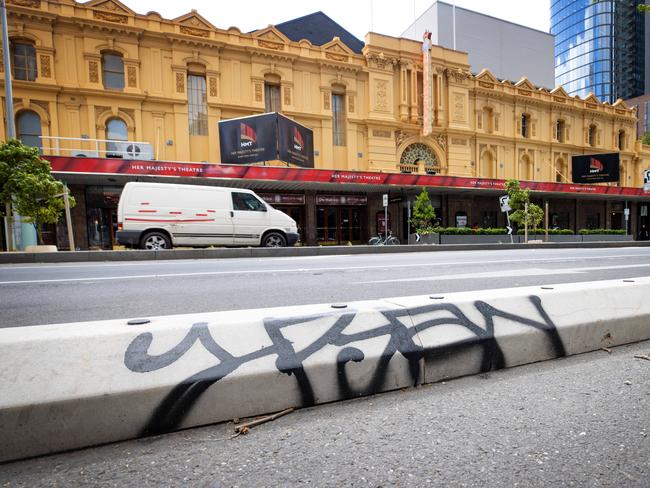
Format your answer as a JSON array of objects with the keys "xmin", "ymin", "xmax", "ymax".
[
  {"xmin": 408, "ymin": 233, "xmax": 439, "ymax": 245},
  {"xmin": 520, "ymin": 234, "xmax": 581, "ymax": 243},
  {"xmin": 439, "ymin": 235, "xmax": 513, "ymax": 245},
  {"xmin": 580, "ymin": 234, "xmax": 633, "ymax": 242}
]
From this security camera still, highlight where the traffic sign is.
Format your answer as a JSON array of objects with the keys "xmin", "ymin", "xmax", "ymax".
[
  {"xmin": 499, "ymin": 195, "xmax": 511, "ymax": 213},
  {"xmin": 506, "ymin": 226, "xmax": 513, "ymax": 235},
  {"xmin": 383, "ymin": 194, "xmax": 388, "ymax": 207}
]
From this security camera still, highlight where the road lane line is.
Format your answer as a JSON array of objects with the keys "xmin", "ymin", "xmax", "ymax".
[
  {"xmin": 355, "ymin": 263, "xmax": 650, "ymax": 284},
  {"xmin": 2, "ymin": 255, "xmax": 650, "ymax": 285}
]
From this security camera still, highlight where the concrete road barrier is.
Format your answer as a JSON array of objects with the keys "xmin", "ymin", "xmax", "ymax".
[{"xmin": 1, "ymin": 278, "xmax": 649, "ymax": 462}]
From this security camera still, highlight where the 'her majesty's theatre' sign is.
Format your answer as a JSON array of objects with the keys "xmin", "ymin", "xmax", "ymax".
[
  {"xmin": 571, "ymin": 153, "xmax": 620, "ymax": 183},
  {"xmin": 218, "ymin": 113, "xmax": 314, "ymax": 168}
]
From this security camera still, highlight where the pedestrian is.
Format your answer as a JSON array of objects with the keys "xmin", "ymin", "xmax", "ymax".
[{"xmin": 638, "ymin": 225, "xmax": 649, "ymax": 241}]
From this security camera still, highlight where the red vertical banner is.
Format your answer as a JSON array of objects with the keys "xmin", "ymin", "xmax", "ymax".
[{"xmin": 422, "ymin": 31, "xmax": 433, "ymax": 136}]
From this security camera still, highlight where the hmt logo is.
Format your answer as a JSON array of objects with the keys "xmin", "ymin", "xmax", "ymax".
[
  {"xmin": 293, "ymin": 127, "xmax": 304, "ymax": 151},
  {"xmin": 240, "ymin": 123, "xmax": 256, "ymax": 148},
  {"xmin": 589, "ymin": 157, "xmax": 604, "ymax": 173}
]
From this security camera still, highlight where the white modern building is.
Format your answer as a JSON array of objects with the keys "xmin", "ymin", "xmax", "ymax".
[{"xmin": 402, "ymin": 1, "xmax": 555, "ymax": 88}]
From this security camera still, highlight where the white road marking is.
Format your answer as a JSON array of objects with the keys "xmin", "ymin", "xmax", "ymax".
[
  {"xmin": 355, "ymin": 263, "xmax": 650, "ymax": 284},
  {"xmin": 0, "ymin": 253, "xmax": 649, "ymax": 285}
]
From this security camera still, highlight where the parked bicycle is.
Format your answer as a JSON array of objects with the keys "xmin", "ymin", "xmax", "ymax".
[{"xmin": 368, "ymin": 230, "xmax": 400, "ymax": 245}]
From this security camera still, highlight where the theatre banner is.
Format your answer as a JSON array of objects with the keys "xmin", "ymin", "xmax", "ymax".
[
  {"xmin": 218, "ymin": 113, "xmax": 314, "ymax": 168},
  {"xmin": 572, "ymin": 153, "xmax": 620, "ymax": 183}
]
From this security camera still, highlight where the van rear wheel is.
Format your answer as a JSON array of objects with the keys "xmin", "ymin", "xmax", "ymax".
[
  {"xmin": 262, "ymin": 232, "xmax": 286, "ymax": 247},
  {"xmin": 141, "ymin": 231, "xmax": 171, "ymax": 250}
]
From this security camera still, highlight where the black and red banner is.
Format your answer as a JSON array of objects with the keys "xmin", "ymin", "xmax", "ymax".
[
  {"xmin": 218, "ymin": 113, "xmax": 314, "ymax": 168},
  {"xmin": 46, "ymin": 156, "xmax": 649, "ymax": 197},
  {"xmin": 572, "ymin": 153, "xmax": 620, "ymax": 183}
]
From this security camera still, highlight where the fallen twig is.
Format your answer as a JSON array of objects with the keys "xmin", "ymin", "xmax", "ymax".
[
  {"xmin": 633, "ymin": 354, "xmax": 650, "ymax": 362},
  {"xmin": 233, "ymin": 408, "xmax": 295, "ymax": 434}
]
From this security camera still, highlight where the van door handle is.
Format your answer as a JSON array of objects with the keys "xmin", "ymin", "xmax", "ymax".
[{"xmin": 230, "ymin": 211, "xmax": 234, "ymax": 217}]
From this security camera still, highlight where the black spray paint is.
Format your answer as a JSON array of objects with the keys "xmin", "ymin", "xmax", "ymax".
[{"xmin": 124, "ymin": 296, "xmax": 565, "ymax": 436}]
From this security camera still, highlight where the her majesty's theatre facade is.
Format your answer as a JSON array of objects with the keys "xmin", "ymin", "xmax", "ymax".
[{"xmin": 2, "ymin": 0, "xmax": 650, "ymax": 249}]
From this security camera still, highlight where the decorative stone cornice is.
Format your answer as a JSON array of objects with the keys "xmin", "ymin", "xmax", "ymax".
[{"xmin": 365, "ymin": 53, "xmax": 399, "ymax": 71}]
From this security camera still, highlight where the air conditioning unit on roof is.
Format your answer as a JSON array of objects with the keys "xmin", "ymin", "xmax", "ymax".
[{"xmin": 112, "ymin": 141, "xmax": 154, "ymax": 160}]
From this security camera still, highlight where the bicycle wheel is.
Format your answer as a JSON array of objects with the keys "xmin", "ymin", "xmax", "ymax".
[
  {"xmin": 368, "ymin": 237, "xmax": 380, "ymax": 245},
  {"xmin": 386, "ymin": 237, "xmax": 400, "ymax": 245}
]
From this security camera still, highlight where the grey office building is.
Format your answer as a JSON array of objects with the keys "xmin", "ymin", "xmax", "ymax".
[
  {"xmin": 552, "ymin": 0, "xmax": 649, "ymax": 103},
  {"xmin": 402, "ymin": 1, "xmax": 555, "ymax": 88}
]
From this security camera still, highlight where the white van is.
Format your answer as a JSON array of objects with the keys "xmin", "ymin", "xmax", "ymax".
[{"xmin": 116, "ymin": 182, "xmax": 299, "ymax": 249}]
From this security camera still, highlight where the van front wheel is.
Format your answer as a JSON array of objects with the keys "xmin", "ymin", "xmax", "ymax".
[
  {"xmin": 262, "ymin": 232, "xmax": 286, "ymax": 247},
  {"xmin": 141, "ymin": 231, "xmax": 171, "ymax": 250}
]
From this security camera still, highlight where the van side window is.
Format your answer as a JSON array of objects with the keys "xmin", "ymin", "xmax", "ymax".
[{"xmin": 232, "ymin": 192, "xmax": 266, "ymax": 211}]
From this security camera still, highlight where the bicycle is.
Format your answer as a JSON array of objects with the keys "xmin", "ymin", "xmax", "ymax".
[{"xmin": 368, "ymin": 230, "xmax": 400, "ymax": 245}]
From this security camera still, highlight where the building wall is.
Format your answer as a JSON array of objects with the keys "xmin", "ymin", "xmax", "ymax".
[
  {"xmin": 1, "ymin": 0, "xmax": 648, "ymax": 190},
  {"xmin": 402, "ymin": 1, "xmax": 555, "ymax": 88}
]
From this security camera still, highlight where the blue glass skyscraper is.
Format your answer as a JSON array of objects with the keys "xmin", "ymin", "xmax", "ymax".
[{"xmin": 552, "ymin": 0, "xmax": 646, "ymax": 103}]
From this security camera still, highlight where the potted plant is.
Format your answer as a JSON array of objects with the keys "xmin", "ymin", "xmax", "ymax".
[{"xmin": 409, "ymin": 188, "xmax": 439, "ymax": 244}]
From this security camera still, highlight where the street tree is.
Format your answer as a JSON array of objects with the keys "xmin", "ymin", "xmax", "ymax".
[
  {"xmin": 0, "ymin": 139, "xmax": 75, "ymax": 245},
  {"xmin": 505, "ymin": 179, "xmax": 544, "ymax": 233},
  {"xmin": 642, "ymin": 132, "xmax": 650, "ymax": 145},
  {"xmin": 410, "ymin": 188, "xmax": 437, "ymax": 234}
]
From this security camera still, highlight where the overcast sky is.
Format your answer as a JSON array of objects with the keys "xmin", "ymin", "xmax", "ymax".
[{"xmin": 120, "ymin": 0, "xmax": 551, "ymax": 40}]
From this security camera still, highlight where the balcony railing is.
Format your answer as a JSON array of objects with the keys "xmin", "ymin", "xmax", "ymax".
[{"xmin": 39, "ymin": 136, "xmax": 154, "ymax": 159}]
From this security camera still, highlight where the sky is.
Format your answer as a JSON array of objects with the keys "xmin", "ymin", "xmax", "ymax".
[{"xmin": 120, "ymin": 0, "xmax": 551, "ymax": 40}]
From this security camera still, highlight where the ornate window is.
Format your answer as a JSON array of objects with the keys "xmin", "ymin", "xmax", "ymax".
[
  {"xmin": 588, "ymin": 124, "xmax": 597, "ymax": 147},
  {"xmin": 264, "ymin": 74, "xmax": 281, "ymax": 113},
  {"xmin": 400, "ymin": 143, "xmax": 439, "ymax": 174},
  {"xmin": 106, "ymin": 117, "xmax": 127, "ymax": 157},
  {"xmin": 102, "ymin": 52, "xmax": 124, "ymax": 90},
  {"xmin": 188, "ymin": 74, "xmax": 208, "ymax": 136},
  {"xmin": 332, "ymin": 85, "xmax": 346, "ymax": 146},
  {"xmin": 618, "ymin": 130, "xmax": 626, "ymax": 151},
  {"xmin": 16, "ymin": 110, "xmax": 41, "ymax": 150},
  {"xmin": 521, "ymin": 113, "xmax": 530, "ymax": 138},
  {"xmin": 11, "ymin": 41, "xmax": 37, "ymax": 81},
  {"xmin": 555, "ymin": 119, "xmax": 566, "ymax": 143}
]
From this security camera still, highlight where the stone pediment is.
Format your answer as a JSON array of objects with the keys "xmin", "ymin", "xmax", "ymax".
[
  {"xmin": 514, "ymin": 77, "xmax": 535, "ymax": 91},
  {"xmin": 475, "ymin": 68, "xmax": 499, "ymax": 84},
  {"xmin": 550, "ymin": 86, "xmax": 569, "ymax": 98},
  {"xmin": 173, "ymin": 10, "xmax": 218, "ymax": 37},
  {"xmin": 252, "ymin": 26, "xmax": 290, "ymax": 51},
  {"xmin": 85, "ymin": 0, "xmax": 134, "ymax": 15},
  {"xmin": 613, "ymin": 98, "xmax": 630, "ymax": 110},
  {"xmin": 322, "ymin": 37, "xmax": 353, "ymax": 62},
  {"xmin": 583, "ymin": 92, "xmax": 601, "ymax": 104}
]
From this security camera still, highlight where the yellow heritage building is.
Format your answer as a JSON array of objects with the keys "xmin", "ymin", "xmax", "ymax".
[{"xmin": 2, "ymin": 0, "xmax": 650, "ymax": 248}]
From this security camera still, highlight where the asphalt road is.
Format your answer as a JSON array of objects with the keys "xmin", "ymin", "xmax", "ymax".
[
  {"xmin": 1, "ymin": 340, "xmax": 648, "ymax": 487},
  {"xmin": 1, "ymin": 247, "xmax": 650, "ymax": 327}
]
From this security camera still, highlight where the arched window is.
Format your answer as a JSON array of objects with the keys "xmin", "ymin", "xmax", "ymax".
[
  {"xmin": 555, "ymin": 158, "xmax": 565, "ymax": 183},
  {"xmin": 106, "ymin": 117, "xmax": 127, "ymax": 157},
  {"xmin": 482, "ymin": 107, "xmax": 494, "ymax": 133},
  {"xmin": 480, "ymin": 150, "xmax": 494, "ymax": 179},
  {"xmin": 188, "ymin": 71, "xmax": 208, "ymax": 136},
  {"xmin": 264, "ymin": 74, "xmax": 281, "ymax": 113},
  {"xmin": 588, "ymin": 124, "xmax": 597, "ymax": 147},
  {"xmin": 521, "ymin": 113, "xmax": 530, "ymax": 138},
  {"xmin": 16, "ymin": 110, "xmax": 42, "ymax": 150},
  {"xmin": 400, "ymin": 143, "xmax": 439, "ymax": 174},
  {"xmin": 102, "ymin": 52, "xmax": 124, "ymax": 90},
  {"xmin": 11, "ymin": 41, "xmax": 37, "ymax": 81},
  {"xmin": 519, "ymin": 155, "xmax": 532, "ymax": 181}
]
